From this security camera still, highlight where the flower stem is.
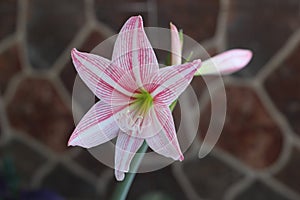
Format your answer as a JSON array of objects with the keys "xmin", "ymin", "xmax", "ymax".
[{"xmin": 110, "ymin": 102, "xmax": 178, "ymax": 200}]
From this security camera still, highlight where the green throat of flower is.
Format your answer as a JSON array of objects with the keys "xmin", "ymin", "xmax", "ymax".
[{"xmin": 132, "ymin": 89, "xmax": 153, "ymax": 117}]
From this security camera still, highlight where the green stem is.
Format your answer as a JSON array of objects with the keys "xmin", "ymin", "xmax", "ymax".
[{"xmin": 110, "ymin": 102, "xmax": 178, "ymax": 200}]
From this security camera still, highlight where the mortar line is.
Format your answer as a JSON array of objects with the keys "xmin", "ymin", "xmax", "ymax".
[
  {"xmin": 60, "ymin": 155, "xmax": 99, "ymax": 184},
  {"xmin": 224, "ymin": 176, "xmax": 255, "ymax": 200},
  {"xmin": 85, "ymin": 0, "xmax": 95, "ymax": 24},
  {"xmin": 259, "ymin": 176, "xmax": 300, "ymax": 200},
  {"xmin": 16, "ymin": 0, "xmax": 27, "ymax": 37},
  {"xmin": 256, "ymin": 28, "xmax": 300, "ymax": 83},
  {"xmin": 222, "ymin": 78, "xmax": 294, "ymax": 176},
  {"xmin": 17, "ymin": 0, "xmax": 35, "ymax": 74},
  {"xmin": 52, "ymin": 23, "xmax": 92, "ymax": 74},
  {"xmin": 0, "ymin": 97, "xmax": 10, "ymax": 146},
  {"xmin": 31, "ymin": 159, "xmax": 58, "ymax": 188},
  {"xmin": 11, "ymin": 128, "xmax": 99, "ymax": 189},
  {"xmin": 216, "ymin": 0, "xmax": 230, "ymax": 51},
  {"xmin": 0, "ymin": 35, "xmax": 17, "ymax": 52},
  {"xmin": 255, "ymin": 81, "xmax": 296, "ymax": 135},
  {"xmin": 253, "ymin": 83, "xmax": 295, "ymax": 173},
  {"xmin": 172, "ymin": 161, "xmax": 202, "ymax": 200}
]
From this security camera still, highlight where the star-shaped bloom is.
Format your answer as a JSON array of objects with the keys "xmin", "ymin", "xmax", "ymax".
[{"xmin": 68, "ymin": 16, "xmax": 202, "ymax": 181}]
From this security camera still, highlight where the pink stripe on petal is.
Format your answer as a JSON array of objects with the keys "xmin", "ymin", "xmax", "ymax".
[
  {"xmin": 68, "ymin": 101, "xmax": 119, "ymax": 148},
  {"xmin": 112, "ymin": 16, "xmax": 159, "ymax": 87},
  {"xmin": 195, "ymin": 49, "xmax": 253, "ymax": 75},
  {"xmin": 151, "ymin": 59, "xmax": 201, "ymax": 106},
  {"xmin": 146, "ymin": 106, "xmax": 184, "ymax": 161},
  {"xmin": 170, "ymin": 23, "xmax": 182, "ymax": 65},
  {"xmin": 71, "ymin": 48, "xmax": 133, "ymax": 105},
  {"xmin": 115, "ymin": 132, "xmax": 144, "ymax": 181}
]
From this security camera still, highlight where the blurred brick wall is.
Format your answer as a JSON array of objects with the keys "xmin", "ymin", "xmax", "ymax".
[{"xmin": 0, "ymin": 0, "xmax": 300, "ymax": 199}]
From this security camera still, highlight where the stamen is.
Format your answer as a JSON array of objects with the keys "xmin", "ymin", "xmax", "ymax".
[
  {"xmin": 134, "ymin": 116, "xmax": 143, "ymax": 133},
  {"xmin": 116, "ymin": 88, "xmax": 153, "ymax": 137},
  {"xmin": 116, "ymin": 109, "xmax": 144, "ymax": 135}
]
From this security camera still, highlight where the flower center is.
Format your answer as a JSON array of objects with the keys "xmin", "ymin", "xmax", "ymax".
[
  {"xmin": 115, "ymin": 89, "xmax": 155, "ymax": 138},
  {"xmin": 132, "ymin": 89, "xmax": 153, "ymax": 117}
]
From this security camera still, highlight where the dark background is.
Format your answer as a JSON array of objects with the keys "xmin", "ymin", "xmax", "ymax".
[{"xmin": 0, "ymin": 0, "xmax": 300, "ymax": 199}]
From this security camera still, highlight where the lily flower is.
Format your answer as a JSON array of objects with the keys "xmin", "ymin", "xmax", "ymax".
[{"xmin": 68, "ymin": 16, "xmax": 202, "ymax": 181}]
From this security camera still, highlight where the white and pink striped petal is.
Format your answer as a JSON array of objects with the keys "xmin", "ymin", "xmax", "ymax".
[
  {"xmin": 151, "ymin": 59, "xmax": 201, "ymax": 106},
  {"xmin": 68, "ymin": 101, "xmax": 119, "ymax": 148},
  {"xmin": 115, "ymin": 132, "xmax": 144, "ymax": 181},
  {"xmin": 112, "ymin": 16, "xmax": 159, "ymax": 87},
  {"xmin": 71, "ymin": 48, "xmax": 134, "ymax": 105},
  {"xmin": 195, "ymin": 49, "xmax": 253, "ymax": 76},
  {"xmin": 146, "ymin": 106, "xmax": 184, "ymax": 161}
]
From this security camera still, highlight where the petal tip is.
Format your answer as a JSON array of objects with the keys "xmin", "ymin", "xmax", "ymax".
[
  {"xmin": 193, "ymin": 59, "xmax": 202, "ymax": 69},
  {"xmin": 67, "ymin": 133, "xmax": 83, "ymax": 147},
  {"xmin": 179, "ymin": 154, "xmax": 184, "ymax": 161},
  {"xmin": 67, "ymin": 136, "xmax": 77, "ymax": 147},
  {"xmin": 235, "ymin": 49, "xmax": 253, "ymax": 68},
  {"xmin": 193, "ymin": 59, "xmax": 202, "ymax": 64},
  {"xmin": 71, "ymin": 48, "xmax": 80, "ymax": 61},
  {"xmin": 128, "ymin": 15, "xmax": 143, "ymax": 25},
  {"xmin": 71, "ymin": 48, "xmax": 79, "ymax": 56},
  {"xmin": 216, "ymin": 49, "xmax": 253, "ymax": 74},
  {"xmin": 170, "ymin": 22, "xmax": 177, "ymax": 31},
  {"xmin": 232, "ymin": 49, "xmax": 253, "ymax": 60},
  {"xmin": 67, "ymin": 139, "xmax": 75, "ymax": 147},
  {"xmin": 244, "ymin": 49, "xmax": 253, "ymax": 62},
  {"xmin": 115, "ymin": 170, "xmax": 125, "ymax": 181}
]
